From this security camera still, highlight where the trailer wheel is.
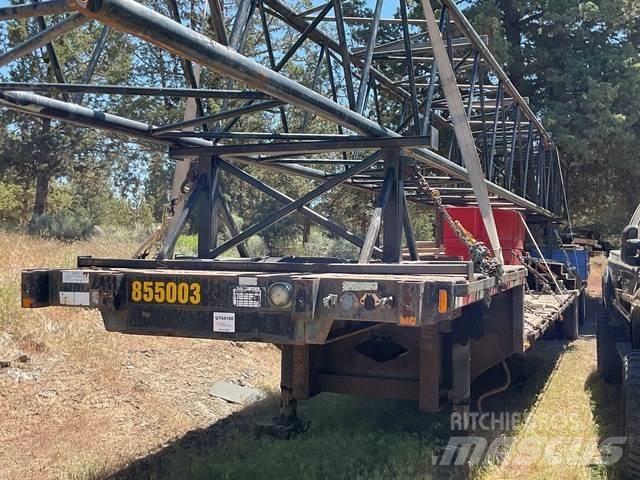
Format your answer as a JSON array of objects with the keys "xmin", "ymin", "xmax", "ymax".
[
  {"xmin": 559, "ymin": 302, "xmax": 579, "ymax": 341},
  {"xmin": 622, "ymin": 353, "xmax": 640, "ymax": 478},
  {"xmin": 597, "ymin": 313, "xmax": 620, "ymax": 383},
  {"xmin": 578, "ymin": 292, "xmax": 587, "ymax": 325}
]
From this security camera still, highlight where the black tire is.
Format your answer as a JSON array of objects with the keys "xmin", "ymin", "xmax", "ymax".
[
  {"xmin": 631, "ymin": 307, "xmax": 640, "ymax": 350},
  {"xmin": 597, "ymin": 312, "xmax": 620, "ymax": 383},
  {"xmin": 603, "ymin": 267, "xmax": 615, "ymax": 315},
  {"xmin": 622, "ymin": 353, "xmax": 640, "ymax": 478},
  {"xmin": 559, "ymin": 301, "xmax": 579, "ymax": 341},
  {"xmin": 578, "ymin": 292, "xmax": 587, "ymax": 325}
]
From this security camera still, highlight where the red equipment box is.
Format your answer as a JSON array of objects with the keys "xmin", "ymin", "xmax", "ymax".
[{"xmin": 442, "ymin": 207, "xmax": 524, "ymax": 265}]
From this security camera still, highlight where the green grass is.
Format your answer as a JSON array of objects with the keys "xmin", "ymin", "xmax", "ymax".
[
  {"xmin": 58, "ymin": 456, "xmax": 109, "ymax": 480},
  {"xmin": 112, "ymin": 394, "xmax": 465, "ymax": 480},
  {"xmin": 174, "ymin": 234, "xmax": 198, "ymax": 256}
]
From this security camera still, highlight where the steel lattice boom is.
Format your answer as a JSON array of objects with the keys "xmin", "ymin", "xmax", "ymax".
[{"xmin": 0, "ymin": 0, "xmax": 566, "ymax": 261}]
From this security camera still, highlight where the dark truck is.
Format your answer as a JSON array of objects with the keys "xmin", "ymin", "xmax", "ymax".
[{"xmin": 598, "ymin": 202, "xmax": 640, "ymax": 476}]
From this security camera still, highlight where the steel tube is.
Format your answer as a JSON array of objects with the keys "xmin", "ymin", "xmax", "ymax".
[
  {"xmin": 74, "ymin": 25, "xmax": 110, "ymax": 104},
  {"xmin": 71, "ymin": 0, "xmax": 554, "ymax": 216},
  {"xmin": 0, "ymin": 90, "xmax": 210, "ymax": 147},
  {"xmin": 0, "ymin": 13, "xmax": 88, "ymax": 68},
  {"xmin": 0, "ymin": 0, "xmax": 70, "ymax": 20},
  {"xmin": 152, "ymin": 100, "xmax": 283, "ymax": 135},
  {"xmin": 0, "ymin": 82, "xmax": 272, "ymax": 99},
  {"xmin": 355, "ymin": 0, "xmax": 382, "ymax": 114},
  {"xmin": 207, "ymin": 0, "xmax": 228, "ymax": 45},
  {"xmin": 358, "ymin": 168, "xmax": 393, "ymax": 264},
  {"xmin": 32, "ymin": 7, "xmax": 71, "ymax": 102}
]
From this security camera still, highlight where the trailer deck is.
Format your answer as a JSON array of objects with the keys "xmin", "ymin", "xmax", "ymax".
[
  {"xmin": 22, "ymin": 259, "xmax": 526, "ymax": 344},
  {"xmin": 524, "ymin": 291, "xmax": 579, "ymax": 348},
  {"xmin": 21, "ymin": 257, "xmax": 581, "ymax": 418}
]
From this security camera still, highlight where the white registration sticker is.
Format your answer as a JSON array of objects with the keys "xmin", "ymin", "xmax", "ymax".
[
  {"xmin": 62, "ymin": 270, "xmax": 89, "ymax": 284},
  {"xmin": 213, "ymin": 312, "xmax": 236, "ymax": 332},
  {"xmin": 232, "ymin": 286, "xmax": 262, "ymax": 308},
  {"xmin": 342, "ymin": 281, "xmax": 378, "ymax": 292},
  {"xmin": 59, "ymin": 291, "xmax": 90, "ymax": 306}
]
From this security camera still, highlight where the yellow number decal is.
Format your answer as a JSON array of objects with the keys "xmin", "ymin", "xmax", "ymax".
[
  {"xmin": 166, "ymin": 282, "xmax": 177, "ymax": 303},
  {"xmin": 154, "ymin": 282, "xmax": 165, "ymax": 303},
  {"xmin": 142, "ymin": 281, "xmax": 153, "ymax": 302},
  {"xmin": 131, "ymin": 280, "xmax": 142, "ymax": 302},
  {"xmin": 131, "ymin": 280, "xmax": 201, "ymax": 304},
  {"xmin": 177, "ymin": 283, "xmax": 189, "ymax": 304},
  {"xmin": 190, "ymin": 283, "xmax": 201, "ymax": 304}
]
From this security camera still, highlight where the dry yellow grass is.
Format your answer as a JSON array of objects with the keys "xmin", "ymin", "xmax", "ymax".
[
  {"xmin": 0, "ymin": 230, "xmax": 138, "ymax": 361},
  {"xmin": 477, "ymin": 341, "xmax": 605, "ymax": 479},
  {"xmin": 0, "ymin": 231, "xmax": 281, "ymax": 479}
]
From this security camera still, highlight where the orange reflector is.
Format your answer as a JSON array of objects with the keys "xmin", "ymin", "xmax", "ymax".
[
  {"xmin": 437, "ymin": 289, "xmax": 448, "ymax": 313},
  {"xmin": 400, "ymin": 314, "xmax": 417, "ymax": 326},
  {"xmin": 22, "ymin": 297, "xmax": 33, "ymax": 308}
]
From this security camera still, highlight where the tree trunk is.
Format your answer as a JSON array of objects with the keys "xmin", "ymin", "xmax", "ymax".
[
  {"xmin": 32, "ymin": 119, "xmax": 52, "ymax": 218},
  {"xmin": 302, "ymin": 217, "xmax": 311, "ymax": 243},
  {"xmin": 499, "ymin": 0, "xmax": 524, "ymax": 90},
  {"xmin": 33, "ymin": 171, "xmax": 50, "ymax": 217}
]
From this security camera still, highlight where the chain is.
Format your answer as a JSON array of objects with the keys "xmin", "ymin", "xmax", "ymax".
[
  {"xmin": 411, "ymin": 166, "xmax": 503, "ymax": 280},
  {"xmin": 512, "ymin": 249, "xmax": 563, "ymax": 301}
]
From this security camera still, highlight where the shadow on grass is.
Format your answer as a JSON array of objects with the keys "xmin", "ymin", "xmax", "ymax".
[
  {"xmin": 585, "ymin": 370, "xmax": 622, "ymax": 479},
  {"xmin": 106, "ymin": 393, "xmax": 467, "ymax": 480},
  {"xmin": 583, "ymin": 293, "xmax": 624, "ymax": 478},
  {"xmin": 105, "ymin": 295, "xmax": 614, "ymax": 480},
  {"xmin": 104, "ymin": 336, "xmax": 571, "ymax": 480}
]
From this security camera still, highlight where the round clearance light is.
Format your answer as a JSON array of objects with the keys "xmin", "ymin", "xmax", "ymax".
[{"xmin": 267, "ymin": 282, "xmax": 293, "ymax": 308}]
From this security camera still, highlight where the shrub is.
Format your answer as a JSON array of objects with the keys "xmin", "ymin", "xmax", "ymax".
[
  {"xmin": 29, "ymin": 211, "xmax": 96, "ymax": 242},
  {"xmin": 0, "ymin": 181, "xmax": 34, "ymax": 228}
]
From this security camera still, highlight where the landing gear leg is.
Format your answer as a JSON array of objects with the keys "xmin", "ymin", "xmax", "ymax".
[
  {"xmin": 450, "ymin": 341, "xmax": 471, "ymax": 430},
  {"xmin": 257, "ymin": 346, "xmax": 310, "ymax": 438},
  {"xmin": 256, "ymin": 386, "xmax": 308, "ymax": 438}
]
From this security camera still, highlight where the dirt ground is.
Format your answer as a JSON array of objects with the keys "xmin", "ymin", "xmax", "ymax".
[
  {"xmin": 0, "ymin": 233, "xmax": 281, "ymax": 479},
  {"xmin": 0, "ymin": 336, "xmax": 280, "ymax": 479}
]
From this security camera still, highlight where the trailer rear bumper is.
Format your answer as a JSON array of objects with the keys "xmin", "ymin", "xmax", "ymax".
[{"xmin": 21, "ymin": 259, "xmax": 526, "ymax": 345}]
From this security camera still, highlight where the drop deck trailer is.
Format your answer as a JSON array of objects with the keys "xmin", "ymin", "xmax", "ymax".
[
  {"xmin": 5, "ymin": 0, "xmax": 587, "ymax": 429},
  {"xmin": 21, "ymin": 246, "xmax": 583, "ymax": 423}
]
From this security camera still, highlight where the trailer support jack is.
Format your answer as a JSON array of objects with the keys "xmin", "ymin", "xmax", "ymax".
[{"xmin": 256, "ymin": 388, "xmax": 308, "ymax": 439}]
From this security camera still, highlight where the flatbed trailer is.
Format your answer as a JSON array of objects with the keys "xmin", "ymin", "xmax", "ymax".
[
  {"xmin": 22, "ymin": 256, "xmax": 581, "ymax": 422},
  {"xmin": 3, "ymin": 0, "xmax": 586, "ymax": 432}
]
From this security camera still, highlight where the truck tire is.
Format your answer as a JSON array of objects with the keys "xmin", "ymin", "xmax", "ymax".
[
  {"xmin": 603, "ymin": 268, "xmax": 615, "ymax": 315},
  {"xmin": 578, "ymin": 292, "xmax": 587, "ymax": 325},
  {"xmin": 560, "ymin": 302, "xmax": 579, "ymax": 341},
  {"xmin": 631, "ymin": 307, "xmax": 640, "ymax": 350},
  {"xmin": 597, "ymin": 313, "xmax": 620, "ymax": 383},
  {"xmin": 622, "ymin": 353, "xmax": 640, "ymax": 478}
]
